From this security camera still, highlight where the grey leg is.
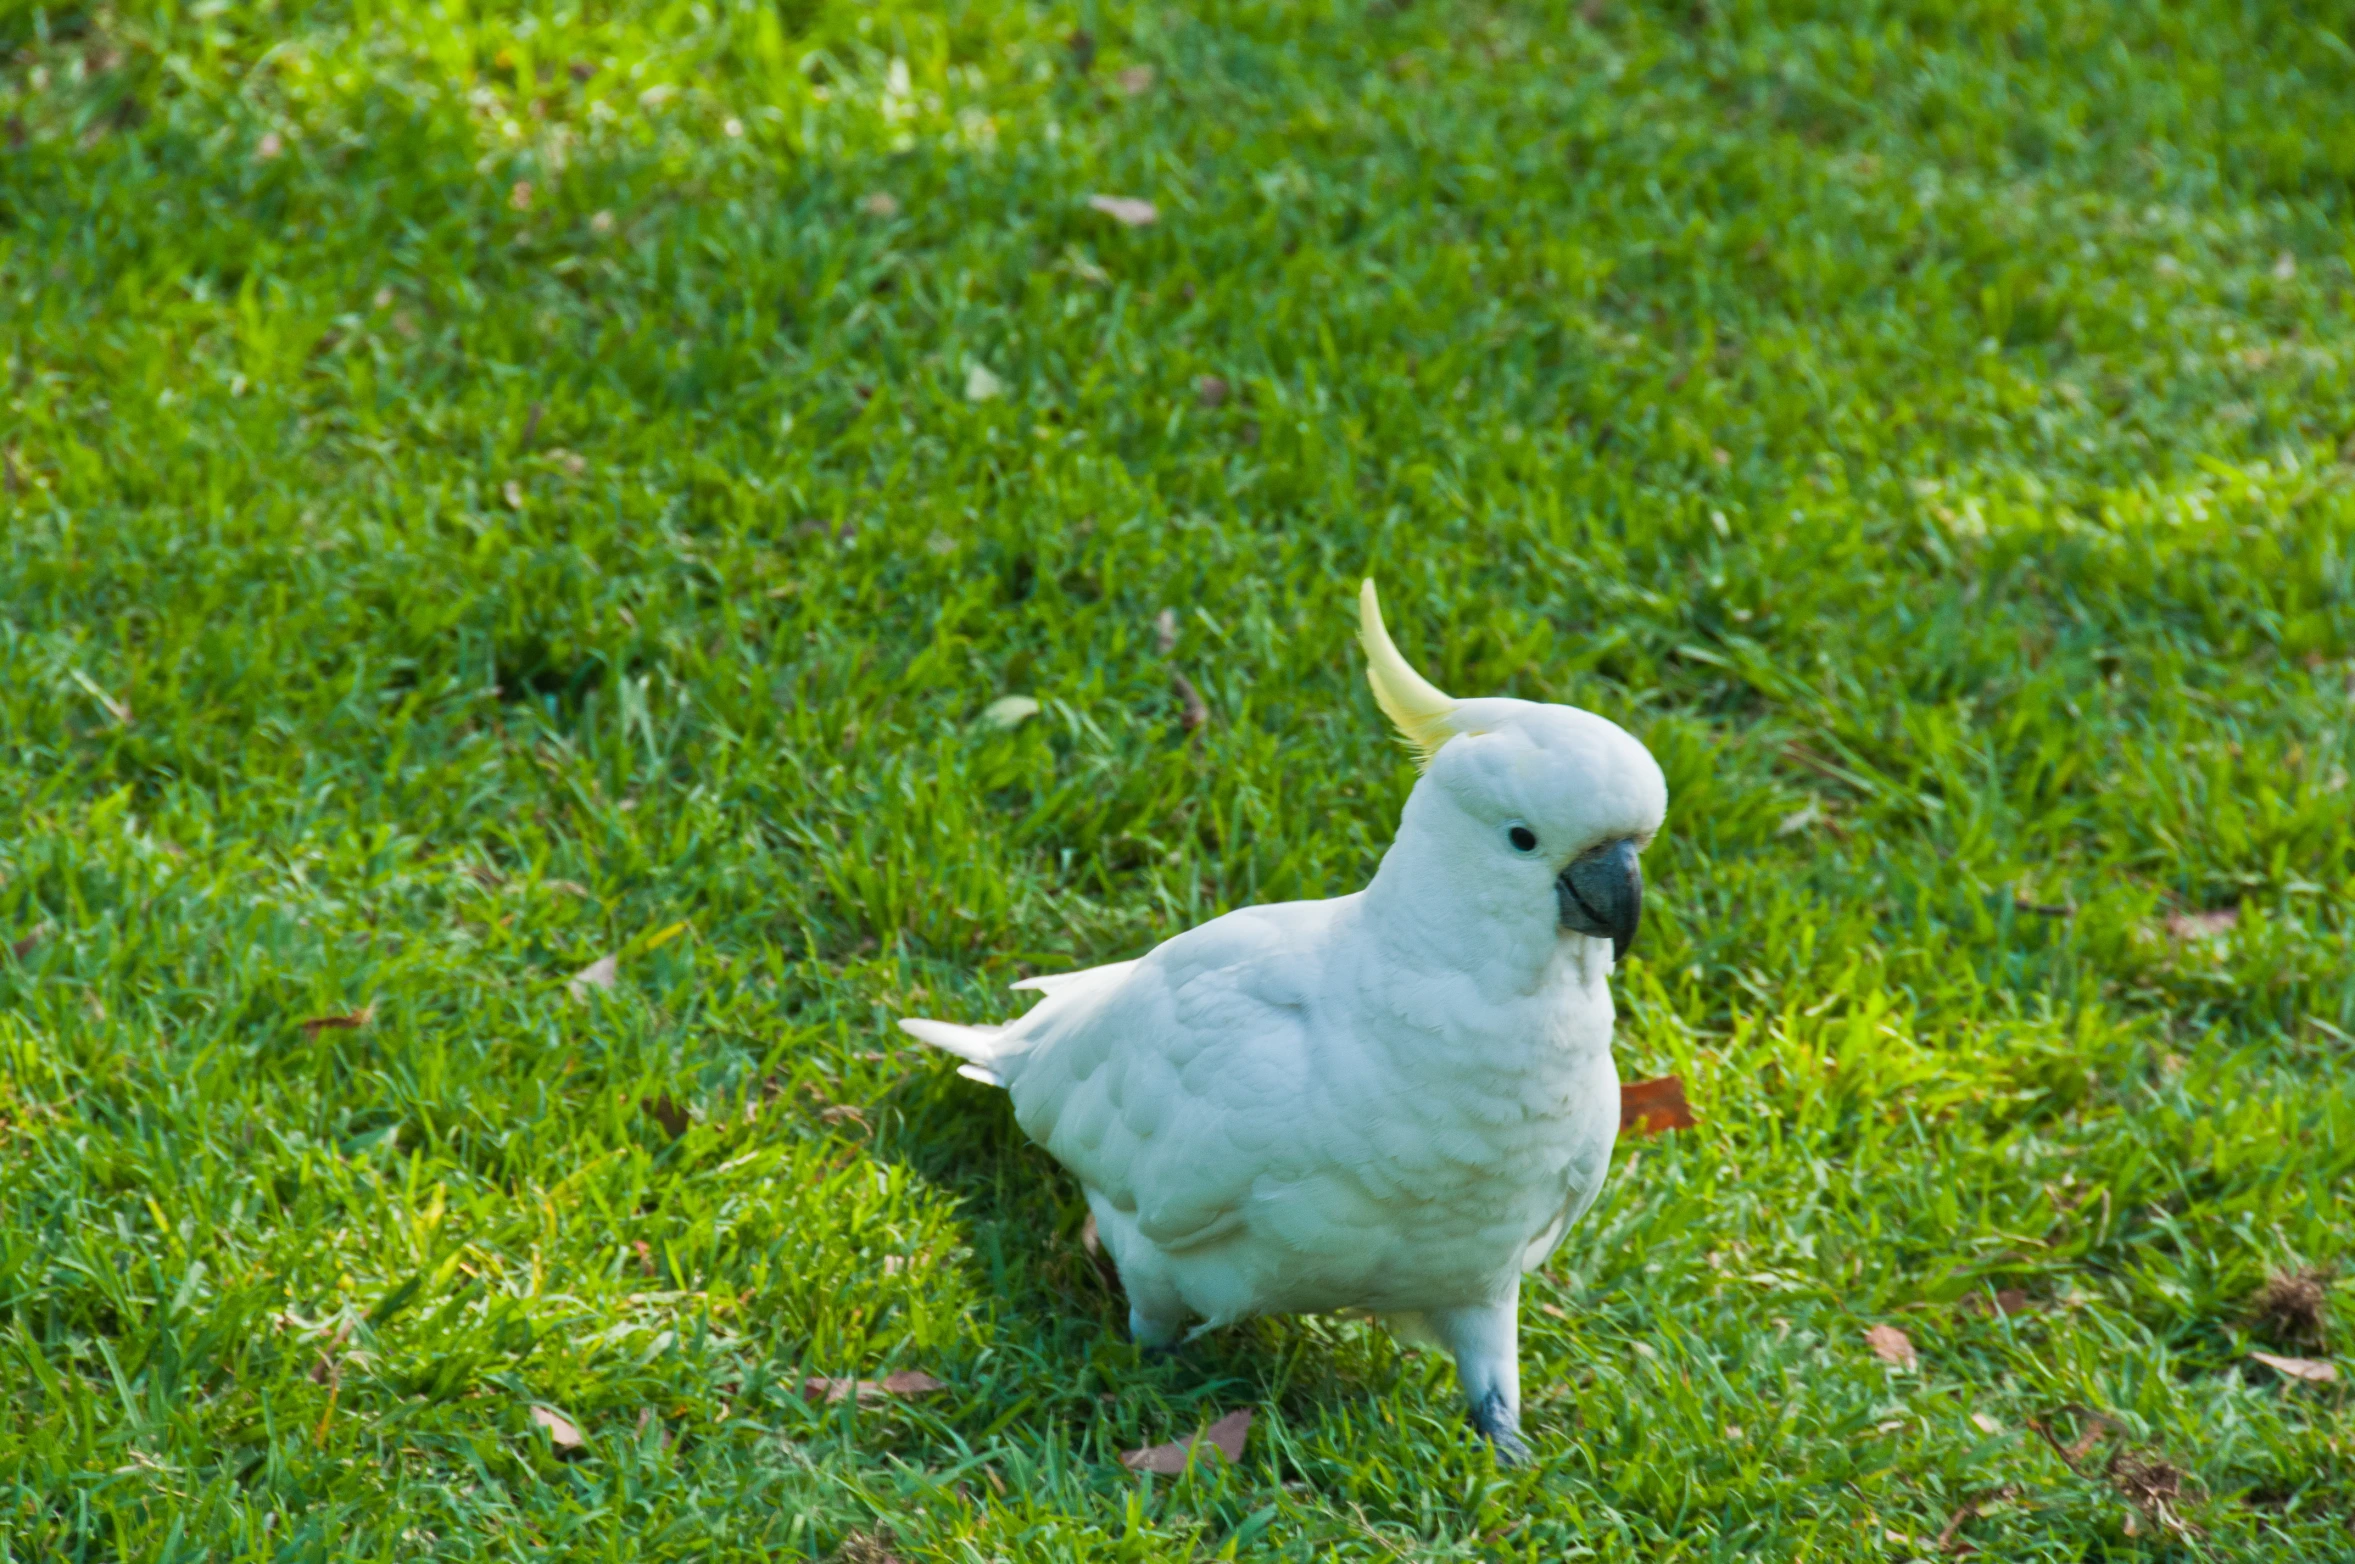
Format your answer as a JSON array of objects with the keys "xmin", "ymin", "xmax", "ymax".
[{"xmin": 1431, "ymin": 1286, "xmax": 1528, "ymax": 1466}]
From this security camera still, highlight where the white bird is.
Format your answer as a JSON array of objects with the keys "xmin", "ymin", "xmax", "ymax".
[{"xmin": 901, "ymin": 581, "xmax": 1666, "ymax": 1463}]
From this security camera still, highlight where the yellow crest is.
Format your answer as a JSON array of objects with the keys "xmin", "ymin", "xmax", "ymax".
[{"xmin": 1357, "ymin": 580, "xmax": 1461, "ymax": 769}]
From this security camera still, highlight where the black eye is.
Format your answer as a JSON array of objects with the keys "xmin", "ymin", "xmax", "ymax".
[{"xmin": 1507, "ymin": 825, "xmax": 1538, "ymax": 853}]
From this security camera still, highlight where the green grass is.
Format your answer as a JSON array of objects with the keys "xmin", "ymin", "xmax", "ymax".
[{"xmin": 4, "ymin": 0, "xmax": 2355, "ymax": 1555}]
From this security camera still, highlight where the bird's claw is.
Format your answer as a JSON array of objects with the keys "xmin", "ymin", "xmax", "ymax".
[{"xmin": 1470, "ymin": 1388, "xmax": 1530, "ymax": 1467}]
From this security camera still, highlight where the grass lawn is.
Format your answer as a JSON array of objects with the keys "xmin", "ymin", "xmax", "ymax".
[{"xmin": 6, "ymin": 0, "xmax": 2355, "ymax": 1556}]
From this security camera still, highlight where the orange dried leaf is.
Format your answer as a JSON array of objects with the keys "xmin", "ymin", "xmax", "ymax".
[
  {"xmin": 2165, "ymin": 907, "xmax": 2238, "ymax": 940},
  {"xmin": 530, "ymin": 1405, "xmax": 584, "ymax": 1450},
  {"xmin": 803, "ymin": 1371, "xmax": 946, "ymax": 1405},
  {"xmin": 1087, "ymin": 194, "xmax": 1158, "ymax": 227},
  {"xmin": 1121, "ymin": 1408, "xmax": 1251, "ymax": 1474},
  {"xmin": 1866, "ymin": 1323, "xmax": 1917, "ymax": 1368},
  {"xmin": 567, "ymin": 953, "xmax": 618, "ymax": 999},
  {"xmin": 2249, "ymin": 1350, "xmax": 2337, "ymax": 1384},
  {"xmin": 300, "ymin": 1004, "xmax": 376, "ymax": 1037},
  {"xmin": 1619, "ymin": 1075, "xmax": 1695, "ymax": 1135}
]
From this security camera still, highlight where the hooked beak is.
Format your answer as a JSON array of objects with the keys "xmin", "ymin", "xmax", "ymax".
[{"xmin": 1557, "ymin": 838, "xmax": 1643, "ymax": 961}]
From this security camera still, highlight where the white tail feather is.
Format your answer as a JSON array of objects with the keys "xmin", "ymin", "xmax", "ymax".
[
  {"xmin": 899, "ymin": 1017, "xmax": 1020, "ymax": 1087},
  {"xmin": 1010, "ymin": 959, "xmax": 1139, "ymax": 999}
]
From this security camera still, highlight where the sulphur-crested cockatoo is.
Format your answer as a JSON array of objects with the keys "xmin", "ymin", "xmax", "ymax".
[{"xmin": 901, "ymin": 582, "xmax": 1665, "ymax": 1463}]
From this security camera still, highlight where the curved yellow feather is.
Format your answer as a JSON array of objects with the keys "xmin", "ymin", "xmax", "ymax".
[{"xmin": 1357, "ymin": 580, "xmax": 1460, "ymax": 768}]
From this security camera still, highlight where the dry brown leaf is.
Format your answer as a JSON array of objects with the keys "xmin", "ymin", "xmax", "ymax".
[
  {"xmin": 9, "ymin": 922, "xmax": 52, "ymax": 960},
  {"xmin": 802, "ymin": 1371, "xmax": 946, "ymax": 1405},
  {"xmin": 642, "ymin": 1095, "xmax": 690, "ymax": 1138},
  {"xmin": 1116, "ymin": 65, "xmax": 1156, "ymax": 95},
  {"xmin": 567, "ymin": 953, "xmax": 618, "ymax": 999},
  {"xmin": 530, "ymin": 1404, "xmax": 584, "ymax": 1451},
  {"xmin": 1121, "ymin": 1408, "xmax": 1252, "ymax": 1474},
  {"xmin": 503, "ymin": 479, "xmax": 526, "ymax": 512},
  {"xmin": 1153, "ymin": 608, "xmax": 1180, "ymax": 654},
  {"xmin": 256, "ymin": 131, "xmax": 282, "ymax": 161},
  {"xmin": 1196, "ymin": 375, "xmax": 1229, "ymax": 409},
  {"xmin": 1866, "ymin": 1323, "xmax": 1917, "ymax": 1367},
  {"xmin": 818, "ymin": 1103, "xmax": 869, "ymax": 1131},
  {"xmin": 1172, "ymin": 672, "xmax": 1209, "ymax": 733},
  {"xmin": 2165, "ymin": 907, "xmax": 2238, "ymax": 941},
  {"xmin": 510, "ymin": 180, "xmax": 534, "ymax": 212},
  {"xmin": 1958, "ymin": 1287, "xmax": 2038, "ymax": 1317},
  {"xmin": 835, "ymin": 1529, "xmax": 904, "ymax": 1564},
  {"xmin": 1619, "ymin": 1075, "xmax": 1695, "ymax": 1135},
  {"xmin": 1088, "ymin": 194, "xmax": 1158, "ymax": 228},
  {"xmin": 300, "ymin": 1004, "xmax": 376, "ymax": 1037},
  {"xmin": 2249, "ymin": 1350, "xmax": 2337, "ymax": 1384},
  {"xmin": 2026, "ymin": 1403, "xmax": 2116, "ymax": 1465},
  {"xmin": 860, "ymin": 192, "xmax": 901, "ymax": 219}
]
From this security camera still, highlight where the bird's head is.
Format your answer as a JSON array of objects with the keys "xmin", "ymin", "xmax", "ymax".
[{"xmin": 1359, "ymin": 580, "xmax": 1666, "ymax": 962}]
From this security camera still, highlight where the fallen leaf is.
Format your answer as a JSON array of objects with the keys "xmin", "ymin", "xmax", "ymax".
[
  {"xmin": 1932, "ymin": 1484, "xmax": 2019, "ymax": 1555},
  {"xmin": 1775, "ymin": 798, "xmax": 1823, "ymax": 837},
  {"xmin": 510, "ymin": 180, "xmax": 534, "ymax": 211},
  {"xmin": 2165, "ymin": 906, "xmax": 2237, "ymax": 940},
  {"xmin": 1153, "ymin": 608, "xmax": 1179, "ymax": 653},
  {"xmin": 1619, "ymin": 1075, "xmax": 1695, "ymax": 1135},
  {"xmin": 9, "ymin": 922, "xmax": 51, "ymax": 960},
  {"xmin": 256, "ymin": 131, "xmax": 282, "ymax": 161},
  {"xmin": 818, "ymin": 1103, "xmax": 869, "ymax": 1130},
  {"xmin": 503, "ymin": 479, "xmax": 525, "ymax": 511},
  {"xmin": 860, "ymin": 191, "xmax": 901, "ymax": 218},
  {"xmin": 1121, "ymin": 1408, "xmax": 1252, "ymax": 1474},
  {"xmin": 1971, "ymin": 1411, "xmax": 2003, "ymax": 1434},
  {"xmin": 300, "ymin": 1004, "xmax": 376, "ymax": 1037},
  {"xmin": 1958, "ymin": 1287, "xmax": 2038, "ymax": 1317},
  {"xmin": 1196, "ymin": 375, "xmax": 1228, "ymax": 409},
  {"xmin": 2025, "ymin": 1403, "xmax": 2115, "ymax": 1465},
  {"xmin": 642, "ymin": 1095, "xmax": 690, "ymax": 1138},
  {"xmin": 567, "ymin": 953, "xmax": 618, "ymax": 999},
  {"xmin": 1087, "ymin": 194, "xmax": 1158, "ymax": 228},
  {"xmin": 530, "ymin": 1405, "xmax": 584, "ymax": 1451},
  {"xmin": 1866, "ymin": 1323, "xmax": 1917, "ymax": 1368},
  {"xmin": 983, "ymin": 694, "xmax": 1039, "ymax": 730},
  {"xmin": 802, "ymin": 1371, "xmax": 946, "ymax": 1405},
  {"xmin": 1117, "ymin": 65, "xmax": 1156, "ymax": 94},
  {"xmin": 1172, "ymin": 672, "xmax": 1209, "ymax": 733},
  {"xmin": 965, "ymin": 363, "xmax": 1004, "ymax": 401},
  {"xmin": 2249, "ymin": 1350, "xmax": 2337, "ymax": 1384},
  {"xmin": 836, "ymin": 1529, "xmax": 904, "ymax": 1564}
]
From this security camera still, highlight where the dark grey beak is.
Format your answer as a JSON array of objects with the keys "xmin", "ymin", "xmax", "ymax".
[{"xmin": 1557, "ymin": 838, "xmax": 1643, "ymax": 961}]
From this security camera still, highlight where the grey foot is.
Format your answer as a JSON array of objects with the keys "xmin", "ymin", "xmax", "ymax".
[{"xmin": 1470, "ymin": 1387, "xmax": 1531, "ymax": 1467}]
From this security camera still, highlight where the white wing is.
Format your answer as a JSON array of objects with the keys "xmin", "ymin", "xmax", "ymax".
[{"xmin": 1003, "ymin": 902, "xmax": 1330, "ymax": 1252}]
